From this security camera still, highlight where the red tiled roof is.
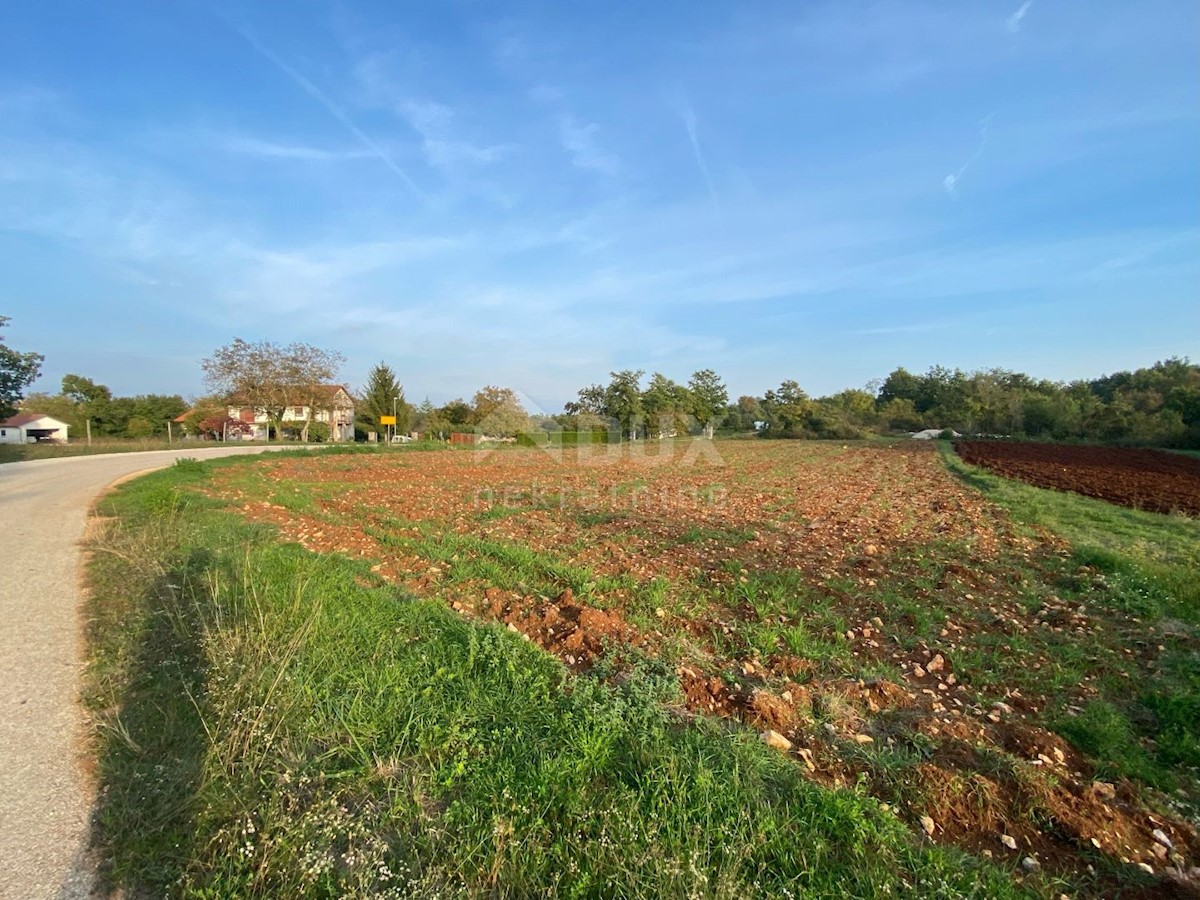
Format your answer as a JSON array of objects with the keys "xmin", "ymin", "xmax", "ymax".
[{"xmin": 3, "ymin": 412, "xmax": 65, "ymax": 428}]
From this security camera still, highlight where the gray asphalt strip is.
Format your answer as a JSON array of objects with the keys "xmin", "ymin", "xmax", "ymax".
[{"xmin": 0, "ymin": 444, "xmax": 317, "ymax": 899}]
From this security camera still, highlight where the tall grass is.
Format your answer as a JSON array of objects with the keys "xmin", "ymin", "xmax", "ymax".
[{"xmin": 0, "ymin": 437, "xmax": 180, "ymax": 463}]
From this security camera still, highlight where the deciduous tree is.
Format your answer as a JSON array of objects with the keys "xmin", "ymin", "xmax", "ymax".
[
  {"xmin": 642, "ymin": 373, "xmax": 690, "ymax": 438},
  {"xmin": 440, "ymin": 398, "xmax": 474, "ymax": 427},
  {"xmin": 761, "ymin": 380, "xmax": 813, "ymax": 437},
  {"xmin": 0, "ymin": 317, "xmax": 43, "ymax": 420},
  {"xmin": 726, "ymin": 395, "xmax": 763, "ymax": 432},
  {"xmin": 564, "ymin": 384, "xmax": 610, "ymax": 425},
  {"xmin": 605, "ymin": 370, "xmax": 644, "ymax": 440},
  {"xmin": 126, "ymin": 394, "xmax": 187, "ymax": 437},
  {"xmin": 201, "ymin": 338, "xmax": 344, "ymax": 441},
  {"xmin": 183, "ymin": 396, "xmax": 247, "ymax": 440},
  {"xmin": 472, "ymin": 385, "xmax": 531, "ymax": 437},
  {"xmin": 688, "ymin": 369, "xmax": 728, "ymax": 439},
  {"xmin": 60, "ymin": 373, "xmax": 118, "ymax": 433},
  {"xmin": 414, "ymin": 398, "xmax": 450, "ymax": 439}
]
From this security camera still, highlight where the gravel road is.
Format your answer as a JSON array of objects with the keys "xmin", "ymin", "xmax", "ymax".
[{"xmin": 0, "ymin": 445, "xmax": 313, "ymax": 899}]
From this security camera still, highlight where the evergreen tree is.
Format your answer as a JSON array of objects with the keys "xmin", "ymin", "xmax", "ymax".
[{"xmin": 358, "ymin": 362, "xmax": 409, "ymax": 436}]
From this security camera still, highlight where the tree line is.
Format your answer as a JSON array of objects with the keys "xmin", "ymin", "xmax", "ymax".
[
  {"xmin": 3, "ymin": 322, "xmax": 1197, "ymax": 448},
  {"xmin": 21, "ymin": 373, "xmax": 187, "ymax": 439},
  {"xmin": 734, "ymin": 358, "xmax": 1200, "ymax": 447},
  {"xmin": 555, "ymin": 359, "xmax": 1200, "ymax": 448},
  {"xmin": 380, "ymin": 369, "xmax": 729, "ymax": 443}
]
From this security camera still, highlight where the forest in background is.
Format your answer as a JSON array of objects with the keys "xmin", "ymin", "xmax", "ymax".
[
  {"xmin": 10, "ymin": 349, "xmax": 1200, "ymax": 449},
  {"xmin": 399, "ymin": 357, "xmax": 1200, "ymax": 449},
  {"xmin": 736, "ymin": 357, "xmax": 1200, "ymax": 446}
]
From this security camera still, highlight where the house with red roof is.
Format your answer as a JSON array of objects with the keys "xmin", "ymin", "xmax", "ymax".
[
  {"xmin": 226, "ymin": 384, "xmax": 355, "ymax": 442},
  {"xmin": 0, "ymin": 412, "xmax": 70, "ymax": 444}
]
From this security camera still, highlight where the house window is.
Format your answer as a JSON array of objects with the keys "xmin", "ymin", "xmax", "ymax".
[
  {"xmin": 1, "ymin": 430, "xmax": 5, "ymax": 436},
  {"xmin": 292, "ymin": 406, "xmax": 304, "ymax": 417}
]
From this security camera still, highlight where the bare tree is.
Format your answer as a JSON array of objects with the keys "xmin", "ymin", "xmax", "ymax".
[{"xmin": 201, "ymin": 338, "xmax": 345, "ymax": 441}]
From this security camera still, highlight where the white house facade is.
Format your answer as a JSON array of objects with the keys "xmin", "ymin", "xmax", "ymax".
[
  {"xmin": 0, "ymin": 413, "xmax": 70, "ymax": 444},
  {"xmin": 228, "ymin": 385, "xmax": 355, "ymax": 442}
]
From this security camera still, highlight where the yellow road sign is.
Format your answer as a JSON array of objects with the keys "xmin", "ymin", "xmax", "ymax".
[{"xmin": 380, "ymin": 415, "xmax": 397, "ymax": 425}]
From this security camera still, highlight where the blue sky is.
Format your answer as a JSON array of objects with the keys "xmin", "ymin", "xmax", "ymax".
[{"xmin": 1, "ymin": 1, "xmax": 1197, "ymax": 411}]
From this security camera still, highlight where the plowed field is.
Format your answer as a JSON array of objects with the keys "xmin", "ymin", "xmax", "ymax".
[
  {"xmin": 955, "ymin": 441, "xmax": 1200, "ymax": 516},
  {"xmin": 201, "ymin": 440, "xmax": 1200, "ymax": 894}
]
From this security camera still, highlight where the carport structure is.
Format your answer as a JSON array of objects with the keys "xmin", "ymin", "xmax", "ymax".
[{"xmin": 0, "ymin": 413, "xmax": 70, "ymax": 444}]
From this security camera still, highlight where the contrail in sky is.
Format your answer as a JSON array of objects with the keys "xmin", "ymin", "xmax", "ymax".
[{"xmin": 233, "ymin": 25, "xmax": 425, "ymax": 201}]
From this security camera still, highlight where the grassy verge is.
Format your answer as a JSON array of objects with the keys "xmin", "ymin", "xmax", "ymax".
[
  {"xmin": 0, "ymin": 438, "xmax": 462, "ymax": 464},
  {"xmin": 940, "ymin": 442, "xmax": 1200, "ymax": 796},
  {"xmin": 84, "ymin": 458, "xmax": 1027, "ymax": 898},
  {"xmin": 0, "ymin": 438, "xmax": 178, "ymax": 463}
]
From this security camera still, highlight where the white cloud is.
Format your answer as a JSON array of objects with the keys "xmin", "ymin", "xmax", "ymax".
[
  {"xmin": 351, "ymin": 57, "xmax": 511, "ymax": 177},
  {"xmin": 422, "ymin": 139, "xmax": 509, "ymax": 169},
  {"xmin": 396, "ymin": 99, "xmax": 512, "ymax": 173},
  {"xmin": 559, "ymin": 116, "xmax": 618, "ymax": 176},
  {"xmin": 400, "ymin": 98, "xmax": 455, "ymax": 135},
  {"xmin": 1007, "ymin": 0, "xmax": 1034, "ymax": 34},
  {"xmin": 221, "ymin": 236, "xmax": 462, "ymax": 316},
  {"xmin": 222, "ymin": 136, "xmax": 375, "ymax": 161}
]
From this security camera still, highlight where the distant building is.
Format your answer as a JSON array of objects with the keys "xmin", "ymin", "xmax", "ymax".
[
  {"xmin": 0, "ymin": 412, "xmax": 70, "ymax": 444},
  {"xmin": 910, "ymin": 428, "xmax": 962, "ymax": 440},
  {"xmin": 227, "ymin": 385, "xmax": 356, "ymax": 442}
]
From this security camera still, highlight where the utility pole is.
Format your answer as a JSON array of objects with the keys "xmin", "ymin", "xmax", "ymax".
[
  {"xmin": 86, "ymin": 418, "xmax": 92, "ymax": 447},
  {"xmin": 392, "ymin": 395, "xmax": 399, "ymax": 444},
  {"xmin": 167, "ymin": 420, "xmax": 173, "ymax": 444}
]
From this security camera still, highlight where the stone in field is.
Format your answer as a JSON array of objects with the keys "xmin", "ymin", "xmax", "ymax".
[{"xmin": 761, "ymin": 730, "xmax": 792, "ymax": 751}]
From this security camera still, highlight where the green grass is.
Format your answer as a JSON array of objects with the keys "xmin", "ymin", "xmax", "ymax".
[
  {"xmin": 940, "ymin": 443, "xmax": 1200, "ymax": 793},
  {"xmin": 940, "ymin": 443, "xmax": 1199, "ymax": 573},
  {"xmin": 0, "ymin": 437, "xmax": 458, "ymax": 465},
  {"xmin": 679, "ymin": 524, "xmax": 757, "ymax": 545},
  {"xmin": 84, "ymin": 459, "xmax": 1030, "ymax": 899},
  {"xmin": 219, "ymin": 443, "xmax": 1200, "ymax": 805},
  {"xmin": 0, "ymin": 437, "xmax": 180, "ymax": 463}
]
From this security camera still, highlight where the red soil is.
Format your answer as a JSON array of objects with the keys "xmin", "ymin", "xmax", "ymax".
[
  {"xmin": 956, "ymin": 441, "xmax": 1200, "ymax": 516},
  {"xmin": 206, "ymin": 444, "xmax": 1200, "ymax": 893}
]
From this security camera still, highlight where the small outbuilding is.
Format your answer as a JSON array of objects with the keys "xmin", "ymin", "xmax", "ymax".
[
  {"xmin": 910, "ymin": 428, "xmax": 962, "ymax": 440},
  {"xmin": 0, "ymin": 412, "xmax": 71, "ymax": 444}
]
